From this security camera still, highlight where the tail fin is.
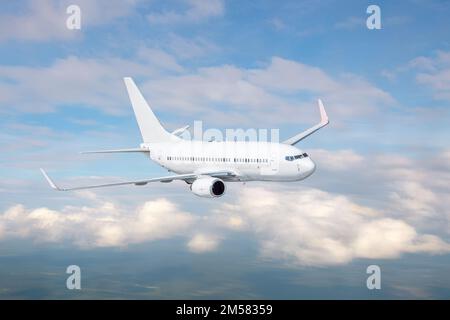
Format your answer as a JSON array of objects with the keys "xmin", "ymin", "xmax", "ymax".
[{"xmin": 123, "ymin": 77, "xmax": 176, "ymax": 143}]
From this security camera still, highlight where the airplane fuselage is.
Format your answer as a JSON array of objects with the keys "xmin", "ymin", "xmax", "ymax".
[{"xmin": 145, "ymin": 140, "xmax": 316, "ymax": 182}]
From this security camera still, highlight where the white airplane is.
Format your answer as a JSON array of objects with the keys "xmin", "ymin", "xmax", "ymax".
[{"xmin": 41, "ymin": 77, "xmax": 329, "ymax": 198}]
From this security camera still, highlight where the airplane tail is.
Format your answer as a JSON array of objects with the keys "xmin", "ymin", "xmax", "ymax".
[{"xmin": 123, "ymin": 77, "xmax": 177, "ymax": 143}]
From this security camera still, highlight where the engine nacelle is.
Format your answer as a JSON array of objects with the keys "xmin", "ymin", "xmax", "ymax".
[{"xmin": 190, "ymin": 177, "xmax": 226, "ymax": 198}]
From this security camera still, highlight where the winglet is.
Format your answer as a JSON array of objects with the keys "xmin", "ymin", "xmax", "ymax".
[
  {"xmin": 40, "ymin": 168, "xmax": 61, "ymax": 190},
  {"xmin": 318, "ymin": 99, "xmax": 329, "ymax": 124}
]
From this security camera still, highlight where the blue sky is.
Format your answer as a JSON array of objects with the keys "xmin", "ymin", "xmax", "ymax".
[{"xmin": 0, "ymin": 0, "xmax": 450, "ymax": 299}]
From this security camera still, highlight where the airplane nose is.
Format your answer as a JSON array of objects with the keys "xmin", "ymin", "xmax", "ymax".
[{"xmin": 303, "ymin": 158, "xmax": 316, "ymax": 177}]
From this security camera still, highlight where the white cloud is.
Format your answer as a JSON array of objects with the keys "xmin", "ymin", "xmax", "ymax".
[
  {"xmin": 142, "ymin": 56, "xmax": 394, "ymax": 126},
  {"xmin": 214, "ymin": 207, "xmax": 246, "ymax": 231},
  {"xmin": 371, "ymin": 152, "xmax": 450, "ymax": 225},
  {"xmin": 417, "ymin": 70, "xmax": 450, "ymax": 101},
  {"xmin": 165, "ymin": 33, "xmax": 220, "ymax": 59},
  {"xmin": 0, "ymin": 0, "xmax": 73, "ymax": 42},
  {"xmin": 0, "ymin": 49, "xmax": 182, "ymax": 115},
  {"xmin": 0, "ymin": 198, "xmax": 194, "ymax": 248},
  {"xmin": 1, "ymin": 148, "xmax": 450, "ymax": 265},
  {"xmin": 309, "ymin": 148, "xmax": 450, "ymax": 224},
  {"xmin": 390, "ymin": 181, "xmax": 438, "ymax": 218},
  {"xmin": 0, "ymin": 51, "xmax": 394, "ymax": 128},
  {"xmin": 413, "ymin": 51, "xmax": 450, "ymax": 102},
  {"xmin": 217, "ymin": 186, "xmax": 450, "ymax": 266},
  {"xmin": 352, "ymin": 219, "xmax": 447, "ymax": 259},
  {"xmin": 137, "ymin": 47, "xmax": 185, "ymax": 72},
  {"xmin": 0, "ymin": 0, "xmax": 139, "ymax": 42},
  {"xmin": 187, "ymin": 233, "xmax": 220, "ymax": 253},
  {"xmin": 144, "ymin": 64, "xmax": 298, "ymax": 118},
  {"xmin": 409, "ymin": 56, "xmax": 437, "ymax": 72},
  {"xmin": 147, "ymin": 0, "xmax": 224, "ymax": 24},
  {"xmin": 248, "ymin": 57, "xmax": 338, "ymax": 93},
  {"xmin": 310, "ymin": 149, "xmax": 364, "ymax": 171},
  {"xmin": 248, "ymin": 57, "xmax": 395, "ymax": 118}
]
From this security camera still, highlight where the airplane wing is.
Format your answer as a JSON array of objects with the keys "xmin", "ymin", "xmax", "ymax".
[
  {"xmin": 40, "ymin": 169, "xmax": 236, "ymax": 191},
  {"xmin": 282, "ymin": 99, "xmax": 329, "ymax": 146},
  {"xmin": 80, "ymin": 148, "xmax": 149, "ymax": 154}
]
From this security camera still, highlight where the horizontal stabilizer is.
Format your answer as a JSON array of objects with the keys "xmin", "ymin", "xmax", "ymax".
[{"xmin": 171, "ymin": 125, "xmax": 190, "ymax": 136}]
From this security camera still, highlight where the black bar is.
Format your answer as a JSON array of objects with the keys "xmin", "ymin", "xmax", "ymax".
[{"xmin": 0, "ymin": 300, "xmax": 448, "ymax": 319}]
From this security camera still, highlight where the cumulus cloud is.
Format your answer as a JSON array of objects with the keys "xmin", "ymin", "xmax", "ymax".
[
  {"xmin": 147, "ymin": 0, "xmax": 224, "ymax": 24},
  {"xmin": 187, "ymin": 233, "xmax": 221, "ymax": 253},
  {"xmin": 217, "ymin": 187, "xmax": 450, "ymax": 266},
  {"xmin": 308, "ymin": 148, "xmax": 450, "ymax": 225},
  {"xmin": 214, "ymin": 208, "xmax": 246, "ymax": 231},
  {"xmin": 0, "ymin": 198, "xmax": 194, "ymax": 248},
  {"xmin": 390, "ymin": 181, "xmax": 439, "ymax": 218},
  {"xmin": 1, "ymin": 148, "xmax": 450, "ymax": 265},
  {"xmin": 374, "ymin": 152, "xmax": 450, "ymax": 225}
]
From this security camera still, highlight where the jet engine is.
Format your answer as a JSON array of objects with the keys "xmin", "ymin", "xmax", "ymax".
[{"xmin": 190, "ymin": 177, "xmax": 226, "ymax": 198}]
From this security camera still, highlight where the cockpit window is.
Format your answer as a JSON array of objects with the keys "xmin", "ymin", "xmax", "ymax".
[{"xmin": 286, "ymin": 153, "xmax": 308, "ymax": 161}]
